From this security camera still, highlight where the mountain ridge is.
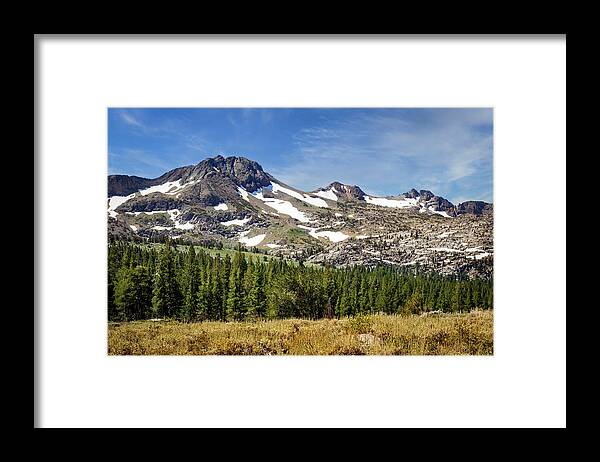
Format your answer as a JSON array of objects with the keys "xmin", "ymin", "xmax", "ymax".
[
  {"xmin": 108, "ymin": 155, "xmax": 493, "ymax": 278},
  {"xmin": 109, "ymin": 156, "xmax": 492, "ymax": 212}
]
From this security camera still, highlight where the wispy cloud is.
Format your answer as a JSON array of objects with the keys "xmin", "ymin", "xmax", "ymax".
[
  {"xmin": 114, "ymin": 109, "xmax": 195, "ymax": 140},
  {"xmin": 119, "ymin": 111, "xmax": 144, "ymax": 128},
  {"xmin": 184, "ymin": 134, "xmax": 210, "ymax": 153},
  {"xmin": 109, "ymin": 108, "xmax": 493, "ymax": 203},
  {"xmin": 270, "ymin": 109, "xmax": 492, "ymax": 203},
  {"xmin": 111, "ymin": 109, "xmax": 215, "ymax": 176},
  {"xmin": 227, "ymin": 114, "xmax": 240, "ymax": 128}
]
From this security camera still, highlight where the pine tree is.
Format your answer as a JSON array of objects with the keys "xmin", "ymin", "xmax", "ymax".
[
  {"xmin": 211, "ymin": 259, "xmax": 224, "ymax": 321},
  {"xmin": 114, "ymin": 266, "xmax": 133, "ymax": 321},
  {"xmin": 181, "ymin": 245, "xmax": 199, "ymax": 321},
  {"xmin": 357, "ymin": 277, "xmax": 368, "ymax": 313},
  {"xmin": 152, "ymin": 241, "xmax": 182, "ymax": 318},
  {"xmin": 246, "ymin": 263, "xmax": 266, "ymax": 320},
  {"xmin": 374, "ymin": 276, "xmax": 389, "ymax": 314},
  {"xmin": 226, "ymin": 249, "xmax": 246, "ymax": 321},
  {"xmin": 196, "ymin": 271, "xmax": 212, "ymax": 321},
  {"xmin": 114, "ymin": 265, "xmax": 152, "ymax": 321},
  {"xmin": 220, "ymin": 255, "xmax": 232, "ymax": 321},
  {"xmin": 338, "ymin": 285, "xmax": 350, "ymax": 317},
  {"xmin": 107, "ymin": 244, "xmax": 121, "ymax": 320},
  {"xmin": 266, "ymin": 272, "xmax": 296, "ymax": 319},
  {"xmin": 346, "ymin": 274, "xmax": 359, "ymax": 316}
]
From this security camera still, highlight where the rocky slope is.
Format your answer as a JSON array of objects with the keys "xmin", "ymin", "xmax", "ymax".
[{"xmin": 108, "ymin": 155, "xmax": 493, "ymax": 278}]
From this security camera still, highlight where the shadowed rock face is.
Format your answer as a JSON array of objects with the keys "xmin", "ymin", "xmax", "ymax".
[
  {"xmin": 107, "ymin": 175, "xmax": 153, "ymax": 197},
  {"xmin": 404, "ymin": 188, "xmax": 420, "ymax": 199},
  {"xmin": 107, "ymin": 215, "xmax": 137, "ymax": 240},
  {"xmin": 186, "ymin": 155, "xmax": 273, "ymax": 192},
  {"xmin": 456, "ymin": 201, "xmax": 493, "ymax": 216},
  {"xmin": 108, "ymin": 167, "xmax": 191, "ymax": 197},
  {"xmin": 418, "ymin": 190, "xmax": 434, "ymax": 201},
  {"xmin": 115, "ymin": 194, "xmax": 184, "ymax": 213}
]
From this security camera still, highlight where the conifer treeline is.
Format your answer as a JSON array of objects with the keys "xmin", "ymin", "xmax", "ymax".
[{"xmin": 108, "ymin": 241, "xmax": 493, "ymax": 322}]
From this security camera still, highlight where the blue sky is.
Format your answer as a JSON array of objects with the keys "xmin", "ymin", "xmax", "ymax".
[{"xmin": 108, "ymin": 108, "xmax": 493, "ymax": 203}]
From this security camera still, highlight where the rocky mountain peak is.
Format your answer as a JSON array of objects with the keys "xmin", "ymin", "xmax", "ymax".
[
  {"xmin": 402, "ymin": 189, "xmax": 438, "ymax": 201},
  {"xmin": 404, "ymin": 188, "xmax": 420, "ymax": 199},
  {"xmin": 184, "ymin": 155, "xmax": 273, "ymax": 191},
  {"xmin": 108, "ymin": 155, "xmax": 272, "ymax": 198},
  {"xmin": 325, "ymin": 182, "xmax": 366, "ymax": 201},
  {"xmin": 399, "ymin": 188, "xmax": 455, "ymax": 215},
  {"xmin": 455, "ymin": 201, "xmax": 493, "ymax": 216},
  {"xmin": 419, "ymin": 190, "xmax": 435, "ymax": 201}
]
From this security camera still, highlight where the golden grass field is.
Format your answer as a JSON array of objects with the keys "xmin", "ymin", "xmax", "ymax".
[{"xmin": 108, "ymin": 310, "xmax": 493, "ymax": 355}]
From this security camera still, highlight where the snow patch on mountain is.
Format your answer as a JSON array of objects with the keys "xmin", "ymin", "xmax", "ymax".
[
  {"xmin": 401, "ymin": 256, "xmax": 427, "ymax": 266},
  {"xmin": 431, "ymin": 247, "xmax": 463, "ymax": 253},
  {"xmin": 252, "ymin": 191, "xmax": 311, "ymax": 222},
  {"xmin": 221, "ymin": 216, "xmax": 251, "ymax": 227},
  {"xmin": 466, "ymin": 252, "xmax": 492, "ymax": 260},
  {"xmin": 239, "ymin": 233, "xmax": 266, "ymax": 247},
  {"xmin": 438, "ymin": 231, "xmax": 457, "ymax": 238},
  {"xmin": 139, "ymin": 179, "xmax": 183, "ymax": 196},
  {"xmin": 108, "ymin": 177, "xmax": 202, "ymax": 217},
  {"xmin": 264, "ymin": 199, "xmax": 310, "ymax": 222},
  {"xmin": 108, "ymin": 193, "xmax": 136, "ymax": 217},
  {"xmin": 363, "ymin": 196, "xmax": 417, "ymax": 208},
  {"xmin": 362, "ymin": 249, "xmax": 381, "ymax": 255},
  {"xmin": 272, "ymin": 182, "xmax": 329, "ymax": 208},
  {"xmin": 126, "ymin": 210, "xmax": 165, "ymax": 216},
  {"xmin": 126, "ymin": 208, "xmax": 192, "ymax": 230},
  {"xmin": 214, "ymin": 203, "xmax": 228, "ymax": 211},
  {"xmin": 174, "ymin": 222, "xmax": 194, "ymax": 230},
  {"xmin": 314, "ymin": 188, "xmax": 338, "ymax": 202},
  {"xmin": 297, "ymin": 225, "xmax": 349, "ymax": 243},
  {"xmin": 237, "ymin": 186, "xmax": 250, "ymax": 202},
  {"xmin": 429, "ymin": 206, "xmax": 452, "ymax": 218},
  {"xmin": 167, "ymin": 209, "xmax": 180, "ymax": 220},
  {"xmin": 125, "ymin": 209, "xmax": 182, "ymax": 219},
  {"xmin": 315, "ymin": 230, "xmax": 349, "ymax": 243}
]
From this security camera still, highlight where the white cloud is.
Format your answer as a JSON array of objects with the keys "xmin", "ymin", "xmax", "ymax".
[{"xmin": 119, "ymin": 111, "xmax": 144, "ymax": 128}]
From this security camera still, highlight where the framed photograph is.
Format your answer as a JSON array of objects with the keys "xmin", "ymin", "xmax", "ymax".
[
  {"xmin": 106, "ymin": 107, "xmax": 494, "ymax": 356},
  {"xmin": 35, "ymin": 35, "xmax": 566, "ymax": 428}
]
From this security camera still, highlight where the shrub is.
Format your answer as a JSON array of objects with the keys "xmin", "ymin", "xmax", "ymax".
[{"xmin": 347, "ymin": 313, "xmax": 374, "ymax": 334}]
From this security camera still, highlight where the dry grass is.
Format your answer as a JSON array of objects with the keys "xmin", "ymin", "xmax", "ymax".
[{"xmin": 107, "ymin": 310, "xmax": 493, "ymax": 356}]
